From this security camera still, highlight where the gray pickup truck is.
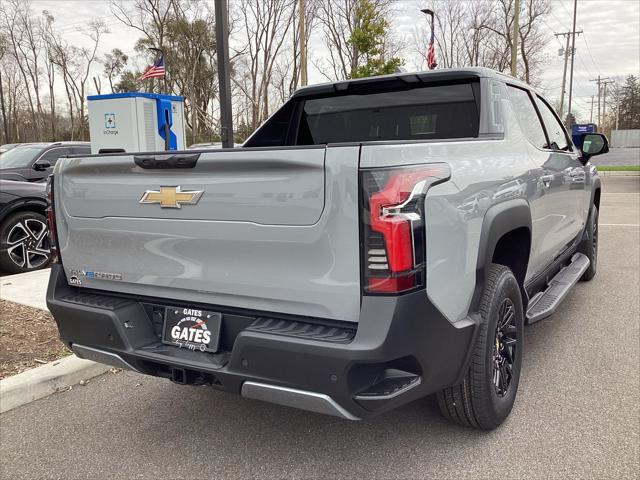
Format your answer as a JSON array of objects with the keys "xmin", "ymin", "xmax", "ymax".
[{"xmin": 46, "ymin": 68, "xmax": 608, "ymax": 429}]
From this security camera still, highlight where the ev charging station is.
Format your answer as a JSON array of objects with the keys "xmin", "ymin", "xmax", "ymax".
[{"xmin": 87, "ymin": 92, "xmax": 186, "ymax": 154}]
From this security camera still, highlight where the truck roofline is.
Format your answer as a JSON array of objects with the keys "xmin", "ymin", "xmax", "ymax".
[{"xmin": 291, "ymin": 67, "xmax": 528, "ymax": 99}]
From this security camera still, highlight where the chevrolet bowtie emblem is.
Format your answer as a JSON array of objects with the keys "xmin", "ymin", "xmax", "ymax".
[{"xmin": 139, "ymin": 186, "xmax": 203, "ymax": 208}]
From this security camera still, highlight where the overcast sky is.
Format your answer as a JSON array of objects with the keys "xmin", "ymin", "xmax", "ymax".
[{"xmin": 31, "ymin": 0, "xmax": 640, "ymax": 122}]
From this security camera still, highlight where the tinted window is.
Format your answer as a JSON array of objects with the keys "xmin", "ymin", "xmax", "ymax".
[
  {"xmin": 297, "ymin": 83, "xmax": 479, "ymax": 144},
  {"xmin": 40, "ymin": 147, "xmax": 71, "ymax": 164},
  {"xmin": 535, "ymin": 97, "xmax": 570, "ymax": 150},
  {"xmin": 72, "ymin": 146, "xmax": 91, "ymax": 155},
  {"xmin": 507, "ymin": 86, "xmax": 546, "ymax": 149},
  {"xmin": 0, "ymin": 145, "xmax": 43, "ymax": 168},
  {"xmin": 244, "ymin": 101, "xmax": 296, "ymax": 147}
]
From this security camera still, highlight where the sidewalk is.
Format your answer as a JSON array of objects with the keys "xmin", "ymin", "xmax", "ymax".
[
  {"xmin": 0, "ymin": 268, "xmax": 111, "ymax": 414},
  {"xmin": 0, "ymin": 269, "xmax": 50, "ymax": 310}
]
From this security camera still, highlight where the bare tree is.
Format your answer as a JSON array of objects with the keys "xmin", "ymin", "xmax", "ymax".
[
  {"xmin": 40, "ymin": 10, "xmax": 57, "ymax": 140},
  {"xmin": 518, "ymin": 0, "xmax": 551, "ymax": 84},
  {"xmin": 409, "ymin": 0, "xmax": 549, "ymax": 83},
  {"xmin": 234, "ymin": 0, "xmax": 296, "ymax": 130},
  {"xmin": 102, "ymin": 48, "xmax": 129, "ymax": 93},
  {"xmin": 50, "ymin": 20, "xmax": 108, "ymax": 139},
  {"xmin": 0, "ymin": 0, "xmax": 38, "ymax": 133}
]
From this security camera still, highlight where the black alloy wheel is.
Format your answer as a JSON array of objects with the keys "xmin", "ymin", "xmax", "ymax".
[{"xmin": 492, "ymin": 298, "xmax": 517, "ymax": 397}]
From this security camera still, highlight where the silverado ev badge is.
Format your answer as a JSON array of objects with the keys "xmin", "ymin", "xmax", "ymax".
[{"xmin": 139, "ymin": 186, "xmax": 203, "ymax": 209}]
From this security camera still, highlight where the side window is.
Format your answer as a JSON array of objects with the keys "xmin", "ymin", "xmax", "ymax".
[
  {"xmin": 243, "ymin": 101, "xmax": 297, "ymax": 147},
  {"xmin": 73, "ymin": 146, "xmax": 91, "ymax": 155},
  {"xmin": 507, "ymin": 86, "xmax": 546, "ymax": 149},
  {"xmin": 39, "ymin": 147, "xmax": 71, "ymax": 164},
  {"xmin": 535, "ymin": 97, "xmax": 570, "ymax": 151}
]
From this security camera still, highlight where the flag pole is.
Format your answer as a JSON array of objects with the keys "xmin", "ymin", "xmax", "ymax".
[
  {"xmin": 148, "ymin": 47, "xmax": 165, "ymax": 93},
  {"xmin": 421, "ymin": 9, "xmax": 437, "ymax": 70}
]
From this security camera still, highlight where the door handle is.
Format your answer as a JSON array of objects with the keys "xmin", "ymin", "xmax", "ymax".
[
  {"xmin": 134, "ymin": 153, "xmax": 200, "ymax": 169},
  {"xmin": 540, "ymin": 174, "xmax": 554, "ymax": 187}
]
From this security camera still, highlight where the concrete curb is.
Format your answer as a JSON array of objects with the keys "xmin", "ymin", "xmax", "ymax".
[
  {"xmin": 0, "ymin": 354, "xmax": 111, "ymax": 414},
  {"xmin": 597, "ymin": 170, "xmax": 640, "ymax": 176}
]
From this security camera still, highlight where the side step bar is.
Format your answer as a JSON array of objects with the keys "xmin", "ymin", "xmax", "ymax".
[
  {"xmin": 241, "ymin": 381, "xmax": 360, "ymax": 420},
  {"xmin": 526, "ymin": 253, "xmax": 590, "ymax": 324}
]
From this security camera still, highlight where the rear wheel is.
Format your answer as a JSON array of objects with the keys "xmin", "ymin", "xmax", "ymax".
[
  {"xmin": 0, "ymin": 211, "xmax": 51, "ymax": 274},
  {"xmin": 437, "ymin": 264, "xmax": 524, "ymax": 430},
  {"xmin": 579, "ymin": 206, "xmax": 598, "ymax": 281}
]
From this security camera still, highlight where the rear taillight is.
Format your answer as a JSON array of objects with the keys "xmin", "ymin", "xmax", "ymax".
[
  {"xmin": 45, "ymin": 174, "xmax": 59, "ymax": 264},
  {"xmin": 360, "ymin": 163, "xmax": 450, "ymax": 294}
]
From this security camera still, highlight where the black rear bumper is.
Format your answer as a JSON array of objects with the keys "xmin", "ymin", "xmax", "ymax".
[{"xmin": 47, "ymin": 265, "xmax": 476, "ymax": 419}]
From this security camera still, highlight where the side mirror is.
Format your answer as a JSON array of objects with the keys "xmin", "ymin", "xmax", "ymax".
[
  {"xmin": 579, "ymin": 133, "xmax": 609, "ymax": 164},
  {"xmin": 33, "ymin": 159, "xmax": 52, "ymax": 171}
]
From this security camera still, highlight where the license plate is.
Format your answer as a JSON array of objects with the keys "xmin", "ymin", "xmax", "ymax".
[{"xmin": 162, "ymin": 307, "xmax": 221, "ymax": 353}]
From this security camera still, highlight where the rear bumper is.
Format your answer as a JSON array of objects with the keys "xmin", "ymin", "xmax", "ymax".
[{"xmin": 47, "ymin": 264, "xmax": 477, "ymax": 419}]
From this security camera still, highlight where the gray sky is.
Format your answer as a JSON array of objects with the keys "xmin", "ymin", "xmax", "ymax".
[{"xmin": 32, "ymin": 0, "xmax": 640, "ymax": 122}]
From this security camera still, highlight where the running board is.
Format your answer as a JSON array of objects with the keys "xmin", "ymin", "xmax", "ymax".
[{"xmin": 526, "ymin": 253, "xmax": 590, "ymax": 324}]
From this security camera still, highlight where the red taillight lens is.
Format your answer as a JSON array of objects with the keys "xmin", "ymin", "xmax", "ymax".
[
  {"xmin": 361, "ymin": 164, "xmax": 450, "ymax": 294},
  {"xmin": 45, "ymin": 174, "xmax": 59, "ymax": 264}
]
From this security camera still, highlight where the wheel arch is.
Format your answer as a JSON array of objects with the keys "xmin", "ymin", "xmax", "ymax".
[
  {"xmin": 470, "ymin": 199, "xmax": 532, "ymax": 313},
  {"xmin": 591, "ymin": 177, "xmax": 601, "ymax": 210},
  {"xmin": 0, "ymin": 198, "xmax": 48, "ymax": 224}
]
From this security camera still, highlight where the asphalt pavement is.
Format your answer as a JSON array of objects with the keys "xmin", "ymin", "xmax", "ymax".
[
  {"xmin": 591, "ymin": 147, "xmax": 640, "ymax": 167},
  {"xmin": 1, "ymin": 176, "xmax": 638, "ymax": 480}
]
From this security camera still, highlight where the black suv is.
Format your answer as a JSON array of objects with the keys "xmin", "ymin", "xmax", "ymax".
[{"xmin": 0, "ymin": 142, "xmax": 90, "ymax": 182}]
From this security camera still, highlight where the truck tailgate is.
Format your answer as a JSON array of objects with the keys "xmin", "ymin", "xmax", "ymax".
[{"xmin": 54, "ymin": 146, "xmax": 362, "ymax": 322}]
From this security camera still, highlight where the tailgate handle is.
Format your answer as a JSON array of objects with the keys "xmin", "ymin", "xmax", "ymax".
[{"xmin": 134, "ymin": 153, "xmax": 200, "ymax": 169}]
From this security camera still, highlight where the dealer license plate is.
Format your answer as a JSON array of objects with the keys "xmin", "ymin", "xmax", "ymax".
[{"xmin": 162, "ymin": 307, "xmax": 221, "ymax": 353}]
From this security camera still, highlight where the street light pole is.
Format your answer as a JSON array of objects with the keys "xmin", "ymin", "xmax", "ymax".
[
  {"xmin": 215, "ymin": 0, "xmax": 234, "ymax": 148},
  {"xmin": 420, "ymin": 8, "xmax": 437, "ymax": 70}
]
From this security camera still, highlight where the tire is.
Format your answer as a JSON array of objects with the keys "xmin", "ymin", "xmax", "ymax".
[
  {"xmin": 0, "ymin": 210, "xmax": 51, "ymax": 274},
  {"xmin": 437, "ymin": 264, "xmax": 524, "ymax": 430},
  {"xmin": 579, "ymin": 206, "xmax": 598, "ymax": 281}
]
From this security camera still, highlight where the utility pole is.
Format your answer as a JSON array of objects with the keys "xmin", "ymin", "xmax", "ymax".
[
  {"xmin": 590, "ymin": 75, "xmax": 610, "ymax": 127},
  {"xmin": 555, "ymin": 30, "xmax": 582, "ymax": 119},
  {"xmin": 566, "ymin": 0, "xmax": 578, "ymax": 126},
  {"xmin": 299, "ymin": 0, "xmax": 307, "ymax": 86},
  {"xmin": 589, "ymin": 95, "xmax": 594, "ymax": 123},
  {"xmin": 215, "ymin": 0, "xmax": 234, "ymax": 148},
  {"xmin": 511, "ymin": 0, "xmax": 520, "ymax": 77},
  {"xmin": 602, "ymin": 79, "xmax": 615, "ymax": 130}
]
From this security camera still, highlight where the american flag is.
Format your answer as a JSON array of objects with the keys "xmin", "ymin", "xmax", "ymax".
[
  {"xmin": 427, "ymin": 26, "xmax": 437, "ymax": 70},
  {"xmin": 140, "ymin": 54, "xmax": 166, "ymax": 80}
]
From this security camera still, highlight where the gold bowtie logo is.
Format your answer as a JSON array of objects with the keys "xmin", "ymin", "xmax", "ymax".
[{"xmin": 139, "ymin": 186, "xmax": 203, "ymax": 209}]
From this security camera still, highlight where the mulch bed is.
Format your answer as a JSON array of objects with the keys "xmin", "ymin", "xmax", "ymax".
[{"xmin": 0, "ymin": 300, "xmax": 70, "ymax": 380}]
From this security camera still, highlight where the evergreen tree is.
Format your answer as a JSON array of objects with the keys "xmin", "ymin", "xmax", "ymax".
[
  {"xmin": 619, "ymin": 75, "xmax": 640, "ymax": 129},
  {"xmin": 348, "ymin": 0, "xmax": 402, "ymax": 79}
]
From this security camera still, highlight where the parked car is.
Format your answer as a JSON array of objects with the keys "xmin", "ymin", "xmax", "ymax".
[
  {"xmin": 0, "ymin": 180, "xmax": 51, "ymax": 274},
  {"xmin": 0, "ymin": 141, "xmax": 90, "ymax": 182},
  {"xmin": 0, "ymin": 143, "xmax": 21, "ymax": 155},
  {"xmin": 46, "ymin": 68, "xmax": 607, "ymax": 429},
  {"xmin": 188, "ymin": 142, "xmax": 241, "ymax": 149}
]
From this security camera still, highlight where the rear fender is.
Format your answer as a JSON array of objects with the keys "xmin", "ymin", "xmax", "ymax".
[{"xmin": 470, "ymin": 199, "xmax": 532, "ymax": 313}]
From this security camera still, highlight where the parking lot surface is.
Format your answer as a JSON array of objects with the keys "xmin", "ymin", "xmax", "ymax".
[
  {"xmin": 592, "ymin": 147, "xmax": 640, "ymax": 167},
  {"xmin": 1, "ymin": 176, "xmax": 638, "ymax": 480}
]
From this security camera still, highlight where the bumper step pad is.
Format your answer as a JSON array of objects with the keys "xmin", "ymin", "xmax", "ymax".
[{"xmin": 247, "ymin": 318, "xmax": 356, "ymax": 343}]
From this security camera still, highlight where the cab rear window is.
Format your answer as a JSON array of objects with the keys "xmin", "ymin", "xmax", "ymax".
[
  {"xmin": 245, "ymin": 81, "xmax": 480, "ymax": 147},
  {"xmin": 297, "ymin": 83, "xmax": 479, "ymax": 144}
]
